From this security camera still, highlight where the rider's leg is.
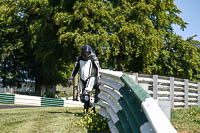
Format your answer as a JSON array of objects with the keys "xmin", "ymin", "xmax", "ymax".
[
  {"xmin": 79, "ymin": 79, "xmax": 86, "ymax": 103},
  {"xmin": 84, "ymin": 77, "xmax": 96, "ymax": 113},
  {"xmin": 94, "ymin": 84, "xmax": 100, "ymax": 103}
]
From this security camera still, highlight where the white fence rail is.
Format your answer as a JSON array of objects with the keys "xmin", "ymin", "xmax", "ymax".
[{"xmin": 131, "ymin": 73, "xmax": 200, "ymax": 109}]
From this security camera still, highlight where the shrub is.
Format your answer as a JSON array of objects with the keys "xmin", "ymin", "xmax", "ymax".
[{"xmin": 76, "ymin": 107, "xmax": 110, "ymax": 133}]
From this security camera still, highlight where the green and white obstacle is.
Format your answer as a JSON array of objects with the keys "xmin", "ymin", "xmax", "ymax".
[
  {"xmin": 98, "ymin": 69, "xmax": 177, "ymax": 133},
  {"xmin": 0, "ymin": 93, "xmax": 83, "ymax": 107}
]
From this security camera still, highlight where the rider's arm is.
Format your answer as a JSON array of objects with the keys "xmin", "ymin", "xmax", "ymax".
[{"xmin": 91, "ymin": 55, "xmax": 100, "ymax": 78}]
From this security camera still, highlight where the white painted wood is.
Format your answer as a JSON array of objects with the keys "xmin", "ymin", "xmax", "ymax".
[
  {"xmin": 108, "ymin": 120, "xmax": 119, "ymax": 133},
  {"xmin": 100, "ymin": 69, "xmax": 123, "ymax": 78},
  {"xmin": 141, "ymin": 98, "xmax": 177, "ymax": 133},
  {"xmin": 148, "ymin": 91, "xmax": 153, "ymax": 95},
  {"xmin": 98, "ymin": 106, "xmax": 119, "ymax": 133},
  {"xmin": 174, "ymin": 97, "xmax": 184, "ymax": 101},
  {"xmin": 140, "ymin": 122, "xmax": 155, "ymax": 133},
  {"xmin": 174, "ymin": 102, "xmax": 185, "ymax": 106},
  {"xmin": 153, "ymin": 75, "xmax": 158, "ymax": 99},
  {"xmin": 98, "ymin": 108, "xmax": 109, "ymax": 119},
  {"xmin": 174, "ymin": 91, "xmax": 185, "ymax": 96},
  {"xmin": 98, "ymin": 92, "xmax": 122, "ymax": 113},
  {"xmin": 64, "ymin": 100, "xmax": 83, "ymax": 107},
  {"xmin": 138, "ymin": 77, "xmax": 153, "ymax": 83},
  {"xmin": 99, "ymin": 85, "xmax": 122, "ymax": 100},
  {"xmin": 188, "ymin": 98, "xmax": 198, "ymax": 102},
  {"xmin": 188, "ymin": 82, "xmax": 198, "ymax": 88},
  {"xmin": 101, "ymin": 74, "xmax": 124, "ymax": 85},
  {"xmin": 188, "ymin": 88, "xmax": 198, "ymax": 92},
  {"xmin": 98, "ymin": 100, "xmax": 109, "ymax": 108},
  {"xmin": 188, "ymin": 103, "xmax": 198, "ymax": 106},
  {"xmin": 157, "ymin": 79, "xmax": 170, "ymax": 84},
  {"xmin": 158, "ymin": 97, "xmax": 170, "ymax": 101},
  {"xmin": 15, "ymin": 94, "xmax": 41, "ymax": 101},
  {"xmin": 188, "ymin": 93, "xmax": 198, "ymax": 97},
  {"xmin": 14, "ymin": 99, "xmax": 41, "ymax": 106},
  {"xmin": 98, "ymin": 98, "xmax": 120, "ymax": 123},
  {"xmin": 14, "ymin": 94, "xmax": 41, "ymax": 106},
  {"xmin": 106, "ymin": 105, "xmax": 119, "ymax": 124},
  {"xmin": 132, "ymin": 73, "xmax": 138, "ymax": 83},
  {"xmin": 157, "ymin": 91, "xmax": 170, "ymax": 95},
  {"xmin": 184, "ymin": 79, "xmax": 189, "ymax": 108},
  {"xmin": 170, "ymin": 77, "xmax": 174, "ymax": 109},
  {"xmin": 174, "ymin": 87, "xmax": 184, "ymax": 91},
  {"xmin": 174, "ymin": 81, "xmax": 185, "ymax": 87},
  {"xmin": 99, "ymin": 78, "xmax": 124, "ymax": 91}
]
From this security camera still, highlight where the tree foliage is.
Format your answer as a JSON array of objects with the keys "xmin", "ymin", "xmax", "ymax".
[{"xmin": 0, "ymin": 0, "xmax": 200, "ymax": 93}]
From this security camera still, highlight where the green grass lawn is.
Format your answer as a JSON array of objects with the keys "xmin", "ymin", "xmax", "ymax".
[
  {"xmin": 0, "ymin": 107, "xmax": 87, "ymax": 133},
  {"xmin": 171, "ymin": 106, "xmax": 200, "ymax": 133},
  {"xmin": 1, "ymin": 105, "xmax": 200, "ymax": 133}
]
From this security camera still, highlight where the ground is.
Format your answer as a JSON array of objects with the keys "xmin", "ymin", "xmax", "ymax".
[{"xmin": 0, "ymin": 106, "xmax": 87, "ymax": 133}]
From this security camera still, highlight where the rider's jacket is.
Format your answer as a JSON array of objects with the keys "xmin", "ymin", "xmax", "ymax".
[{"xmin": 71, "ymin": 55, "xmax": 100, "ymax": 81}]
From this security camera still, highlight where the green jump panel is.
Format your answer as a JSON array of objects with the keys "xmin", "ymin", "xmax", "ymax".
[
  {"xmin": 119, "ymin": 88, "xmax": 148, "ymax": 126},
  {"xmin": 118, "ymin": 97, "xmax": 141, "ymax": 133},
  {"xmin": 120, "ymin": 74, "xmax": 150, "ymax": 104},
  {"xmin": 115, "ymin": 121, "xmax": 125, "ymax": 133},
  {"xmin": 117, "ymin": 110, "xmax": 133, "ymax": 133},
  {"xmin": 0, "ymin": 93, "xmax": 15, "ymax": 104},
  {"xmin": 41, "ymin": 97, "xmax": 64, "ymax": 107}
]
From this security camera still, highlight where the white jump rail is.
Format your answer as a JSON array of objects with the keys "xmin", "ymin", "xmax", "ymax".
[
  {"xmin": 98, "ymin": 69, "xmax": 177, "ymax": 133},
  {"xmin": 0, "ymin": 93, "xmax": 83, "ymax": 107}
]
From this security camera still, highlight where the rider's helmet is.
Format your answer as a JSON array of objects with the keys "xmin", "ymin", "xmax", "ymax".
[{"xmin": 81, "ymin": 44, "xmax": 92, "ymax": 60}]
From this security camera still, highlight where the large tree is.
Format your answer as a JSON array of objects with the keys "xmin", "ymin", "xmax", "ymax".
[
  {"xmin": 1, "ymin": 0, "xmax": 200, "ymax": 95},
  {"xmin": 55, "ymin": 0, "xmax": 189, "ymax": 71},
  {"xmin": 0, "ymin": 0, "xmax": 66, "ymax": 94}
]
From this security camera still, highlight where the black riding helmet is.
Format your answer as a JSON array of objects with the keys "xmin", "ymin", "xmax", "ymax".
[{"xmin": 81, "ymin": 44, "xmax": 92, "ymax": 60}]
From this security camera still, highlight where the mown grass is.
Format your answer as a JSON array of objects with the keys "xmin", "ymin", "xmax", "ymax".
[
  {"xmin": 1, "ymin": 105, "xmax": 200, "ymax": 133},
  {"xmin": 171, "ymin": 106, "xmax": 200, "ymax": 133},
  {"xmin": 0, "ymin": 107, "xmax": 87, "ymax": 133}
]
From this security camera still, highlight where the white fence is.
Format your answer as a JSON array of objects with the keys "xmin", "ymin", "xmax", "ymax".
[{"xmin": 131, "ymin": 73, "xmax": 200, "ymax": 109}]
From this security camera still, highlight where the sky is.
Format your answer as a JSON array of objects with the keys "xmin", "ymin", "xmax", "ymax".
[{"xmin": 173, "ymin": 0, "xmax": 200, "ymax": 41}]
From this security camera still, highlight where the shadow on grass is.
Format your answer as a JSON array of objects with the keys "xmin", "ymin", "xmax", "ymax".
[{"xmin": 48, "ymin": 111, "xmax": 83, "ymax": 117}]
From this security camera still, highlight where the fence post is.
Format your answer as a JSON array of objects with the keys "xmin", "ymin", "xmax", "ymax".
[
  {"xmin": 132, "ymin": 73, "xmax": 138, "ymax": 84},
  {"xmin": 153, "ymin": 75, "xmax": 158, "ymax": 99},
  {"xmin": 170, "ymin": 77, "xmax": 174, "ymax": 109},
  {"xmin": 184, "ymin": 79, "xmax": 189, "ymax": 109},
  {"xmin": 198, "ymin": 82, "xmax": 200, "ymax": 107}
]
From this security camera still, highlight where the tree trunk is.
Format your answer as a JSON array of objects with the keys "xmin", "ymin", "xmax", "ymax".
[
  {"xmin": 35, "ymin": 75, "xmax": 42, "ymax": 96},
  {"xmin": 2, "ymin": 75, "xmax": 6, "ymax": 87},
  {"xmin": 117, "ymin": 54, "xmax": 123, "ymax": 71}
]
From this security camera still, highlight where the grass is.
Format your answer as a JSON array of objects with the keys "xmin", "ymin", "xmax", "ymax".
[
  {"xmin": 0, "ymin": 107, "xmax": 87, "ymax": 133},
  {"xmin": 1, "ymin": 105, "xmax": 200, "ymax": 133},
  {"xmin": 171, "ymin": 106, "xmax": 200, "ymax": 133}
]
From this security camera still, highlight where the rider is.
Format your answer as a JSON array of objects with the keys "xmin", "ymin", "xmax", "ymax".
[{"xmin": 69, "ymin": 44, "xmax": 100, "ymax": 112}]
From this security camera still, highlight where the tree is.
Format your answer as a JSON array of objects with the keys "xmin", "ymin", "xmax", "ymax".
[
  {"xmin": 0, "ymin": 0, "xmax": 77, "ymax": 94},
  {"xmin": 0, "ymin": 0, "xmax": 25, "ymax": 87},
  {"xmin": 153, "ymin": 33, "xmax": 200, "ymax": 80},
  {"xmin": 1, "ymin": 0, "xmax": 200, "ymax": 96}
]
